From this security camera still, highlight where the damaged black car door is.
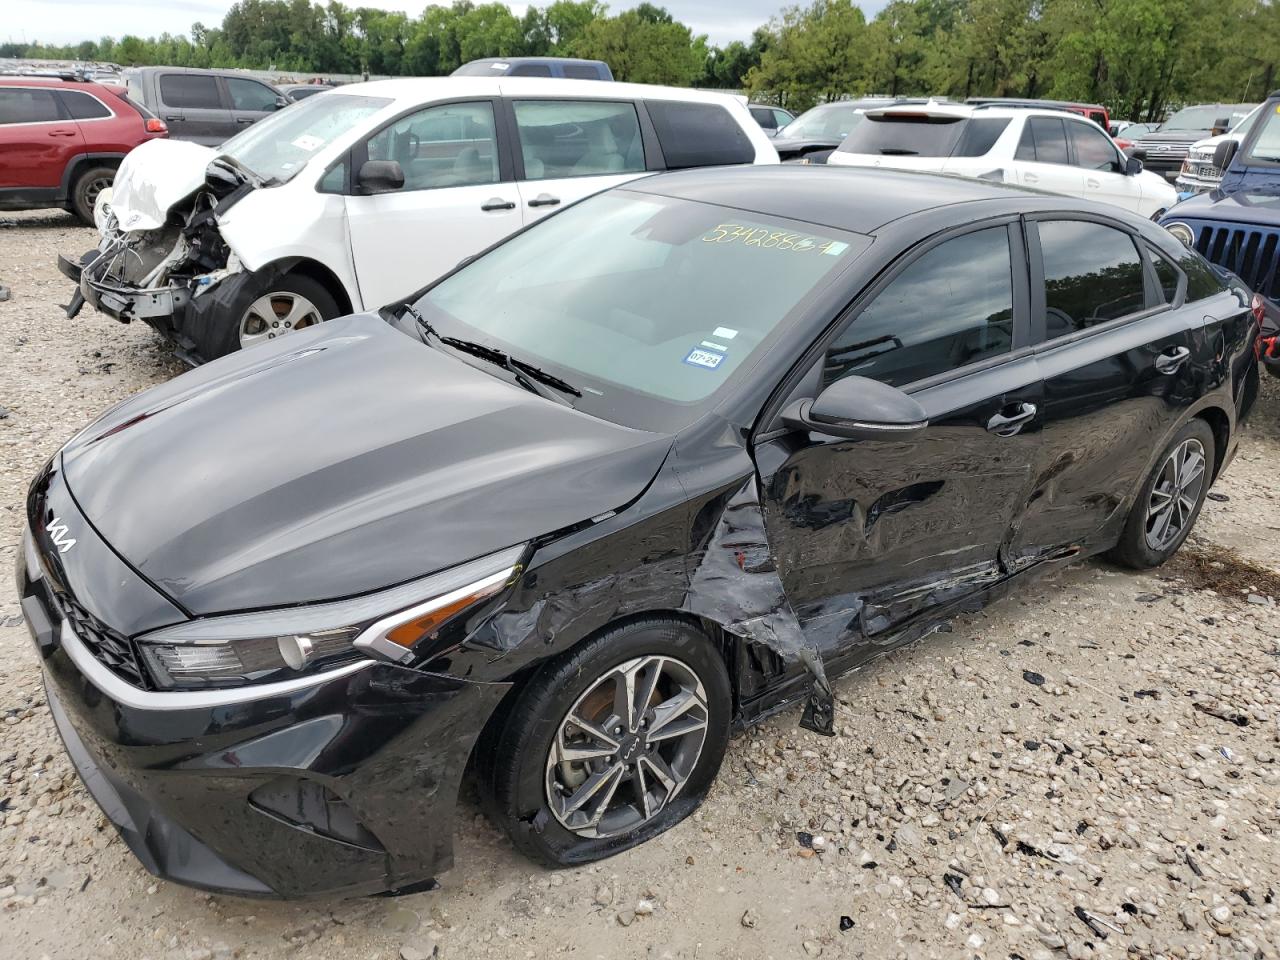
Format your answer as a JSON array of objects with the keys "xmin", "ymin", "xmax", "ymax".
[{"xmin": 755, "ymin": 219, "xmax": 1045, "ymax": 661}]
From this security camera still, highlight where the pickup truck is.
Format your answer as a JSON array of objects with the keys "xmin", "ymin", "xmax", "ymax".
[{"xmin": 1161, "ymin": 94, "xmax": 1280, "ymax": 376}]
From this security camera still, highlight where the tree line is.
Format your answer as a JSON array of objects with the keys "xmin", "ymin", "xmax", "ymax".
[{"xmin": 5, "ymin": 0, "xmax": 1280, "ymax": 121}]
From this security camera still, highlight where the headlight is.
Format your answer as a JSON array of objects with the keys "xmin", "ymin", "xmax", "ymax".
[
  {"xmin": 135, "ymin": 545, "xmax": 525, "ymax": 689},
  {"xmin": 1165, "ymin": 221, "xmax": 1195, "ymax": 246}
]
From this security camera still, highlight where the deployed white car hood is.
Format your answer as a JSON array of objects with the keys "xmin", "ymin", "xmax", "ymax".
[{"xmin": 108, "ymin": 139, "xmax": 217, "ymax": 232}]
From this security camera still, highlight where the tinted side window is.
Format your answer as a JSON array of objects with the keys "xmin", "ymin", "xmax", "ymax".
[
  {"xmin": 1180, "ymin": 250, "xmax": 1228, "ymax": 301},
  {"xmin": 509, "ymin": 64, "xmax": 553, "ymax": 77},
  {"xmin": 514, "ymin": 100, "xmax": 645, "ymax": 179},
  {"xmin": 59, "ymin": 90, "xmax": 111, "ymax": 120},
  {"xmin": 824, "ymin": 226, "xmax": 1015, "ymax": 389},
  {"xmin": 1014, "ymin": 121, "xmax": 1037, "ymax": 161},
  {"xmin": 1038, "ymin": 220, "xmax": 1146, "ymax": 337},
  {"xmin": 1146, "ymin": 246, "xmax": 1180, "ymax": 302},
  {"xmin": 646, "ymin": 100, "xmax": 755, "ymax": 168},
  {"xmin": 1066, "ymin": 120, "xmax": 1120, "ymax": 171},
  {"xmin": 953, "ymin": 117, "xmax": 1011, "ymax": 157},
  {"xmin": 563, "ymin": 64, "xmax": 603, "ymax": 80},
  {"xmin": 367, "ymin": 101, "xmax": 499, "ymax": 191},
  {"xmin": 159, "ymin": 74, "xmax": 222, "ymax": 110},
  {"xmin": 0, "ymin": 88, "xmax": 62, "ymax": 124},
  {"xmin": 1025, "ymin": 118, "xmax": 1069, "ymax": 164},
  {"xmin": 750, "ymin": 106, "xmax": 776, "ymax": 129},
  {"xmin": 227, "ymin": 78, "xmax": 279, "ymax": 112}
]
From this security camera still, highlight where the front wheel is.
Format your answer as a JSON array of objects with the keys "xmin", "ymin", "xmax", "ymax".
[
  {"xmin": 483, "ymin": 619, "xmax": 731, "ymax": 867},
  {"xmin": 1109, "ymin": 418, "xmax": 1216, "ymax": 569},
  {"xmin": 195, "ymin": 272, "xmax": 340, "ymax": 362}
]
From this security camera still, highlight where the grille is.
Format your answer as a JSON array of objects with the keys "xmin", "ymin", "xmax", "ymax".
[
  {"xmin": 1180, "ymin": 158, "xmax": 1221, "ymax": 182},
  {"xmin": 1194, "ymin": 224, "xmax": 1280, "ymax": 299},
  {"xmin": 49, "ymin": 589, "xmax": 151, "ymax": 689}
]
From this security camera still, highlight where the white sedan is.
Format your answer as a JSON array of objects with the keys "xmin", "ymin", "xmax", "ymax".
[{"xmin": 828, "ymin": 103, "xmax": 1177, "ymax": 220}]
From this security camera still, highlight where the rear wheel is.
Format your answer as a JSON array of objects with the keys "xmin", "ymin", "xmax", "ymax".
[
  {"xmin": 483, "ymin": 618, "xmax": 731, "ymax": 867},
  {"xmin": 70, "ymin": 165, "xmax": 115, "ymax": 224},
  {"xmin": 1109, "ymin": 418, "xmax": 1215, "ymax": 569}
]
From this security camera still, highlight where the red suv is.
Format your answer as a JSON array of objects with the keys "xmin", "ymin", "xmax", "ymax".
[{"xmin": 0, "ymin": 77, "xmax": 167, "ymax": 223}]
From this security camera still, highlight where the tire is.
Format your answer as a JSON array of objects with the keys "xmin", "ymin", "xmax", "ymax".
[
  {"xmin": 483, "ymin": 618, "xmax": 731, "ymax": 868},
  {"xmin": 70, "ymin": 165, "xmax": 116, "ymax": 225},
  {"xmin": 1109, "ymin": 418, "xmax": 1216, "ymax": 569},
  {"xmin": 197, "ymin": 271, "xmax": 340, "ymax": 362}
]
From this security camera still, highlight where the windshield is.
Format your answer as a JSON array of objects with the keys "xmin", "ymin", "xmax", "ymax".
[
  {"xmin": 218, "ymin": 92, "xmax": 391, "ymax": 183},
  {"xmin": 1245, "ymin": 106, "xmax": 1280, "ymax": 163},
  {"xmin": 413, "ymin": 191, "xmax": 868, "ymax": 431},
  {"xmin": 1163, "ymin": 105, "xmax": 1254, "ymax": 131},
  {"xmin": 1229, "ymin": 103, "xmax": 1263, "ymax": 134},
  {"xmin": 779, "ymin": 103, "xmax": 865, "ymax": 140}
]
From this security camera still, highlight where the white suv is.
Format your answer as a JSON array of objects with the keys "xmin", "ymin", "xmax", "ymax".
[
  {"xmin": 64, "ymin": 77, "xmax": 777, "ymax": 362},
  {"xmin": 827, "ymin": 103, "xmax": 1176, "ymax": 219}
]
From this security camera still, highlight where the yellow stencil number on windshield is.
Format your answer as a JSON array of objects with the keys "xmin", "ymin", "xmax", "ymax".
[{"xmin": 700, "ymin": 223, "xmax": 845, "ymax": 254}]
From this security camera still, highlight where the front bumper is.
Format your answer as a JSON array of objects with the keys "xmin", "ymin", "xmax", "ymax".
[{"xmin": 18, "ymin": 529, "xmax": 510, "ymax": 899}]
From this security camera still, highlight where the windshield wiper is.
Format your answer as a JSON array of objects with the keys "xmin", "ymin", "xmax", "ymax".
[
  {"xmin": 879, "ymin": 148, "xmax": 919, "ymax": 155},
  {"xmin": 441, "ymin": 336, "xmax": 582, "ymax": 405},
  {"xmin": 402, "ymin": 303, "xmax": 437, "ymax": 344},
  {"xmin": 399, "ymin": 305, "xmax": 580, "ymax": 402}
]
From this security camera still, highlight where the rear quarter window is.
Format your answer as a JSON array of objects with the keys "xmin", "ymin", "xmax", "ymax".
[
  {"xmin": 58, "ymin": 90, "xmax": 111, "ymax": 120},
  {"xmin": 953, "ymin": 118, "xmax": 1011, "ymax": 157},
  {"xmin": 1181, "ymin": 250, "xmax": 1228, "ymax": 301},
  {"xmin": 645, "ymin": 100, "xmax": 755, "ymax": 168}
]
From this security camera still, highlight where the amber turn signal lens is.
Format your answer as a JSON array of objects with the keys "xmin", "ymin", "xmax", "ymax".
[{"xmin": 383, "ymin": 578, "xmax": 508, "ymax": 648}]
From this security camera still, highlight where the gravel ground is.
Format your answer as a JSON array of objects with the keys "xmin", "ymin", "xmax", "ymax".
[{"xmin": 1, "ymin": 210, "xmax": 1279, "ymax": 960}]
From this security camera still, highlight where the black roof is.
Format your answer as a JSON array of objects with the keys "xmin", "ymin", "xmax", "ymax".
[{"xmin": 626, "ymin": 165, "xmax": 1038, "ymax": 234}]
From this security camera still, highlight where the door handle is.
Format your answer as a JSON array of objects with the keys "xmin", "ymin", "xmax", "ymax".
[
  {"xmin": 1023, "ymin": 173, "xmax": 1038, "ymax": 184},
  {"xmin": 165, "ymin": 114, "xmax": 181, "ymax": 121},
  {"xmin": 986, "ymin": 402, "xmax": 1038, "ymax": 437},
  {"xmin": 1154, "ymin": 346, "xmax": 1191, "ymax": 374},
  {"xmin": 528, "ymin": 194, "xmax": 561, "ymax": 208},
  {"xmin": 480, "ymin": 198, "xmax": 516, "ymax": 211},
  {"xmin": 1087, "ymin": 178, "xmax": 1101, "ymax": 188},
  {"xmin": 48, "ymin": 129, "xmax": 76, "ymax": 137},
  {"xmin": 237, "ymin": 117, "xmax": 255, "ymax": 124}
]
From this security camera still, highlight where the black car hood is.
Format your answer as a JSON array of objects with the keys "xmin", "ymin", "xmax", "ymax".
[{"xmin": 60, "ymin": 314, "xmax": 672, "ymax": 615}]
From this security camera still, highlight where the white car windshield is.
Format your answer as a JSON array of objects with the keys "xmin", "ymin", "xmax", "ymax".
[
  {"xmin": 413, "ymin": 191, "xmax": 868, "ymax": 430},
  {"xmin": 218, "ymin": 93, "xmax": 391, "ymax": 183}
]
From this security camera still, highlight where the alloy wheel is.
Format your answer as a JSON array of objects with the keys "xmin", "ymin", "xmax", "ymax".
[
  {"xmin": 1144, "ymin": 437, "xmax": 1206, "ymax": 551},
  {"xmin": 239, "ymin": 292, "xmax": 323, "ymax": 349},
  {"xmin": 84, "ymin": 175, "xmax": 112, "ymax": 211},
  {"xmin": 545, "ymin": 655, "xmax": 709, "ymax": 839}
]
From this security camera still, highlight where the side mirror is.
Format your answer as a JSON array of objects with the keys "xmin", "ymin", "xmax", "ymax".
[
  {"xmin": 357, "ymin": 159, "xmax": 405, "ymax": 195},
  {"xmin": 1211, "ymin": 117, "xmax": 1229, "ymax": 136},
  {"xmin": 1127, "ymin": 145, "xmax": 1147, "ymax": 160},
  {"xmin": 1213, "ymin": 139, "xmax": 1239, "ymax": 173},
  {"xmin": 274, "ymin": 95, "xmax": 290, "ymax": 110},
  {"xmin": 782, "ymin": 375, "xmax": 928, "ymax": 441},
  {"xmin": 1125, "ymin": 155, "xmax": 1144, "ymax": 176}
]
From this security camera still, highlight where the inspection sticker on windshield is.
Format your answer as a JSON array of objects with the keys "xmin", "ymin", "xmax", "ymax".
[
  {"xmin": 713, "ymin": 327, "xmax": 738, "ymax": 340},
  {"xmin": 684, "ymin": 347, "xmax": 725, "ymax": 370},
  {"xmin": 291, "ymin": 134, "xmax": 325, "ymax": 151},
  {"xmin": 823, "ymin": 241, "xmax": 850, "ymax": 256}
]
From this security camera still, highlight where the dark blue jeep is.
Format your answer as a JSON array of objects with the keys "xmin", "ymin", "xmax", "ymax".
[{"xmin": 1161, "ymin": 95, "xmax": 1280, "ymax": 375}]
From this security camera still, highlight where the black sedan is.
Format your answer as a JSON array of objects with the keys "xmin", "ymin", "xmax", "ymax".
[{"xmin": 18, "ymin": 166, "xmax": 1259, "ymax": 898}]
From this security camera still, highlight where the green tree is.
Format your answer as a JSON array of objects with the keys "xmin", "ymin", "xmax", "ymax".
[{"xmin": 575, "ymin": 9, "xmax": 707, "ymax": 85}]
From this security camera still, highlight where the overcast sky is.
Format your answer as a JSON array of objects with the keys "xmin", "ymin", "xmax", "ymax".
[{"xmin": 6, "ymin": 1, "xmax": 887, "ymax": 49}]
